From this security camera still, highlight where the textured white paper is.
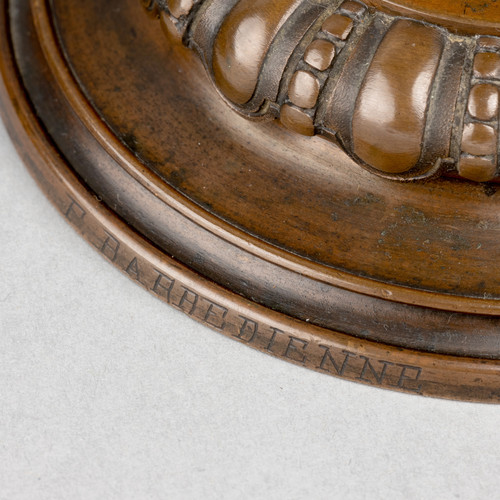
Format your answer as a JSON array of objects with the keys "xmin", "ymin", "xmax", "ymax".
[{"xmin": 1, "ymin": 117, "xmax": 499, "ymax": 500}]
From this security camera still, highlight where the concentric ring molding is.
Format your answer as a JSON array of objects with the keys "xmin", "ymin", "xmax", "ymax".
[
  {"xmin": 32, "ymin": 0, "xmax": 500, "ymax": 315},
  {"xmin": 2, "ymin": 0, "xmax": 500, "ymax": 401}
]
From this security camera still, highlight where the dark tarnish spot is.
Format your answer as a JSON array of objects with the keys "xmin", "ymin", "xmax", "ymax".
[
  {"xmin": 395, "ymin": 205, "xmax": 427, "ymax": 224},
  {"xmin": 378, "ymin": 205, "xmax": 472, "ymax": 251},
  {"xmin": 448, "ymin": 233, "xmax": 473, "ymax": 251},
  {"xmin": 464, "ymin": 0, "xmax": 498, "ymax": 14},
  {"xmin": 483, "ymin": 184, "xmax": 498, "ymax": 197},
  {"xmin": 343, "ymin": 192, "xmax": 381, "ymax": 207},
  {"xmin": 169, "ymin": 167, "xmax": 188, "ymax": 187},
  {"xmin": 120, "ymin": 132, "xmax": 139, "ymax": 151}
]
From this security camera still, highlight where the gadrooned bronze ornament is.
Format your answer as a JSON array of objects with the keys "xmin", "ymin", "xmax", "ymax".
[{"xmin": 2, "ymin": 0, "xmax": 500, "ymax": 402}]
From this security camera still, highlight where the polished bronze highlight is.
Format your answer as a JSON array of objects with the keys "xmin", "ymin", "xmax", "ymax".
[
  {"xmin": 147, "ymin": 0, "xmax": 500, "ymax": 182},
  {"xmin": 4, "ymin": 0, "xmax": 500, "ymax": 402}
]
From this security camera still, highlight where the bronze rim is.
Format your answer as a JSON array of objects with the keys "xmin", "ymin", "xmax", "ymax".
[
  {"xmin": 2, "ymin": 0, "xmax": 500, "ymax": 401},
  {"xmin": 27, "ymin": 0, "xmax": 500, "ymax": 316}
]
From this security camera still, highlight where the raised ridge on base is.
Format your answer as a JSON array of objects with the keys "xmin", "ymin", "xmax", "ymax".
[{"xmin": 2, "ymin": 0, "xmax": 500, "ymax": 401}]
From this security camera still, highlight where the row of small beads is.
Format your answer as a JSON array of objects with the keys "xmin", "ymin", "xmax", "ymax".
[
  {"xmin": 458, "ymin": 36, "xmax": 500, "ymax": 182},
  {"xmin": 280, "ymin": 1, "xmax": 367, "ymax": 137}
]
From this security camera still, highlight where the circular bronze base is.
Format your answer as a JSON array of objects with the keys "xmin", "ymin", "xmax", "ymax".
[{"xmin": 2, "ymin": 0, "xmax": 500, "ymax": 402}]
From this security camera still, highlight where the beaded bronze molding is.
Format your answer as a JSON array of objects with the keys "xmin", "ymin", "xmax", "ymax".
[{"xmin": 144, "ymin": 0, "xmax": 500, "ymax": 183}]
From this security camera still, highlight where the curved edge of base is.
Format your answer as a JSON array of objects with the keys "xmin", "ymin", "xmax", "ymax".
[{"xmin": 2, "ymin": 0, "xmax": 500, "ymax": 402}]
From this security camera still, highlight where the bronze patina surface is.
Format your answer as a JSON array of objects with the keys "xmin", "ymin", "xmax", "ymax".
[
  {"xmin": 365, "ymin": 0, "xmax": 500, "ymax": 34},
  {"xmin": 2, "ymin": 0, "xmax": 500, "ymax": 401}
]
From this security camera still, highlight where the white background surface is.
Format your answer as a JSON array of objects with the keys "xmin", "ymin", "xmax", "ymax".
[{"xmin": 1, "ymin": 116, "xmax": 499, "ymax": 500}]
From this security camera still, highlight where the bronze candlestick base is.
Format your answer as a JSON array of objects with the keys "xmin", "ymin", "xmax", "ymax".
[{"xmin": 2, "ymin": 0, "xmax": 500, "ymax": 401}]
